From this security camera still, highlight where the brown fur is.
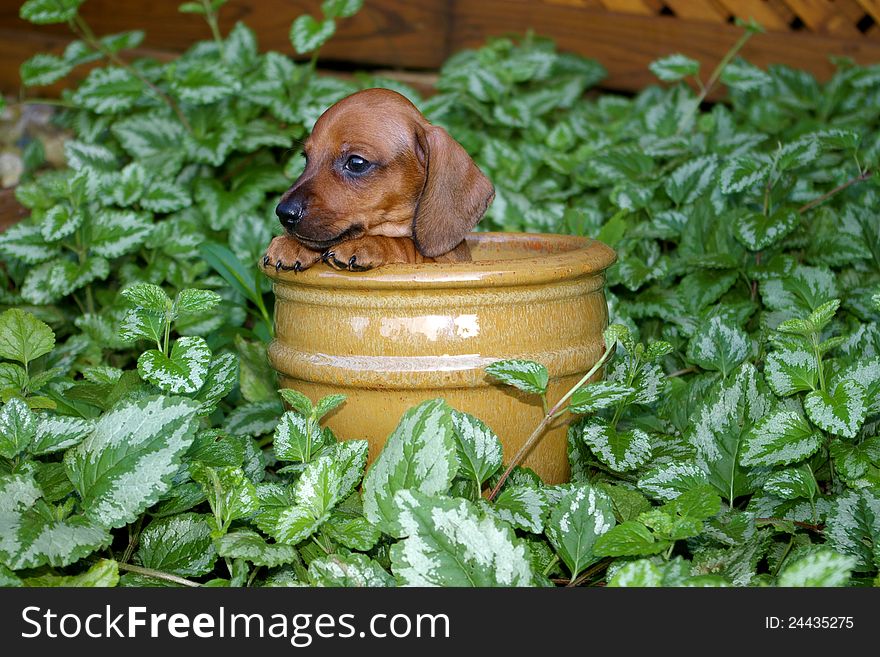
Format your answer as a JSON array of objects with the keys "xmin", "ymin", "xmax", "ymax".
[{"xmin": 263, "ymin": 88, "xmax": 494, "ymax": 272}]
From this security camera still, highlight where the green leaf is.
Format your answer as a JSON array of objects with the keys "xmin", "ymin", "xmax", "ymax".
[
  {"xmin": 136, "ymin": 513, "xmax": 217, "ymax": 576},
  {"xmin": 362, "ymin": 399, "xmax": 457, "ymax": 533},
  {"xmin": 671, "ymin": 484, "xmax": 722, "ymax": 521},
  {"xmin": 450, "ymin": 409, "xmax": 502, "ymax": 486},
  {"xmin": 777, "ymin": 549, "xmax": 856, "ymax": 587},
  {"xmin": 20, "ymin": 53, "xmax": 73, "ymax": 87},
  {"xmin": 638, "ymin": 461, "xmax": 710, "ymax": 501},
  {"xmin": 20, "ymin": 256, "xmax": 110, "ymax": 305},
  {"xmin": 30, "ymin": 414, "xmax": 93, "ymax": 455},
  {"xmin": 764, "ymin": 347, "xmax": 819, "ymax": 396},
  {"xmin": 390, "ymin": 490, "xmax": 535, "ymax": 586},
  {"xmin": 761, "ymin": 265, "xmax": 837, "ymax": 315},
  {"xmin": 741, "ymin": 410, "xmax": 822, "ymax": 467},
  {"xmin": 321, "ymin": 0, "xmax": 362, "ymax": 19},
  {"xmin": 323, "ymin": 513, "xmax": 381, "ymax": 551},
  {"xmin": 719, "ymin": 156, "xmax": 767, "ymax": 194},
  {"xmin": 764, "ymin": 465, "xmax": 818, "ymax": 500},
  {"xmin": 804, "ymin": 380, "xmax": 867, "ymax": 439},
  {"xmin": 664, "ymin": 155, "xmax": 717, "ymax": 205},
  {"xmin": 223, "ymin": 399, "xmax": 283, "ymax": 437},
  {"xmin": 90, "ymin": 209, "xmax": 154, "ymax": 258},
  {"xmin": 23, "ymin": 558, "xmax": 118, "ymax": 587},
  {"xmin": 734, "ymin": 208, "xmax": 800, "ymax": 251},
  {"xmin": 581, "ymin": 419, "xmax": 652, "ymax": 472},
  {"xmin": 138, "ymin": 336, "xmax": 212, "ymax": 394},
  {"xmin": 20, "ymin": 0, "xmax": 83, "ymax": 24},
  {"xmin": 273, "ymin": 411, "xmax": 326, "ymax": 463},
  {"xmin": 121, "ymin": 282, "xmax": 171, "ymax": 313},
  {"xmin": 0, "ymin": 220, "xmax": 60, "ymax": 264},
  {"xmin": 175, "ymin": 288, "xmax": 222, "ymax": 316},
  {"xmin": 720, "ymin": 58, "xmax": 771, "ymax": 91},
  {"xmin": 492, "ymin": 485, "xmax": 547, "ymax": 533},
  {"xmin": 100, "ymin": 30, "xmax": 145, "ymax": 53},
  {"xmin": 486, "ymin": 359, "xmax": 548, "ymax": 395},
  {"xmin": 607, "ymin": 559, "xmax": 663, "ymax": 586},
  {"xmin": 315, "ymin": 394, "xmax": 346, "ymax": 419},
  {"xmin": 172, "ymin": 61, "xmax": 239, "ymax": 104},
  {"xmin": 686, "ymin": 315, "xmax": 750, "ymax": 377},
  {"xmin": 825, "ymin": 490, "xmax": 880, "ymax": 572},
  {"xmin": 309, "ymin": 552, "xmax": 394, "ymax": 587},
  {"xmin": 830, "ymin": 437, "xmax": 880, "ymax": 489},
  {"xmin": 273, "ymin": 455, "xmax": 344, "ymax": 544},
  {"xmin": 593, "ymin": 520, "xmax": 668, "ymax": 557},
  {"xmin": 194, "ymin": 352, "xmax": 238, "ymax": 415},
  {"xmin": 216, "ymin": 529, "xmax": 299, "ymax": 568},
  {"xmin": 690, "ymin": 364, "xmax": 772, "ymax": 503},
  {"xmin": 279, "ymin": 388, "xmax": 314, "ymax": 416},
  {"xmin": 290, "ymin": 15, "xmax": 336, "ymax": 55},
  {"xmin": 0, "ymin": 399, "xmax": 36, "ymax": 459},
  {"xmin": 72, "ymin": 67, "xmax": 145, "ymax": 114},
  {"xmin": 140, "ymin": 180, "xmax": 191, "ymax": 213},
  {"xmin": 112, "ymin": 113, "xmax": 186, "ymax": 178},
  {"xmin": 649, "ymin": 54, "xmax": 699, "ymax": 82},
  {"xmin": 569, "ymin": 381, "xmax": 633, "ymax": 414},
  {"xmin": 0, "ymin": 309, "xmax": 55, "ymax": 367},
  {"xmin": 64, "ymin": 396, "xmax": 199, "ymax": 529},
  {"xmin": 191, "ymin": 464, "xmax": 259, "ymax": 532},
  {"xmin": 546, "ymin": 483, "xmax": 616, "ymax": 577}
]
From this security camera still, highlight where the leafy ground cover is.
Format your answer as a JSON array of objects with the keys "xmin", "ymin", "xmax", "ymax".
[{"xmin": 0, "ymin": 0, "xmax": 878, "ymax": 587}]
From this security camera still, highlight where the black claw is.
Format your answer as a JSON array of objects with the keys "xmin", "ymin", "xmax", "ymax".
[
  {"xmin": 350, "ymin": 262, "xmax": 370, "ymax": 272},
  {"xmin": 293, "ymin": 261, "xmax": 302, "ymax": 272},
  {"xmin": 275, "ymin": 260, "xmax": 282, "ymax": 272},
  {"xmin": 322, "ymin": 251, "xmax": 334, "ymax": 262},
  {"xmin": 348, "ymin": 256, "xmax": 357, "ymax": 268},
  {"xmin": 330, "ymin": 255, "xmax": 346, "ymax": 270},
  {"xmin": 262, "ymin": 255, "xmax": 270, "ymax": 266}
]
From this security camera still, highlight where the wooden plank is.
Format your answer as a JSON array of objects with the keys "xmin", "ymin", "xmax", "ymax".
[
  {"xmin": 663, "ymin": 0, "xmax": 730, "ymax": 23},
  {"xmin": 780, "ymin": 0, "xmax": 861, "ymax": 35},
  {"xmin": 0, "ymin": 0, "xmax": 449, "ymax": 70},
  {"xmin": 450, "ymin": 0, "xmax": 880, "ymax": 94},
  {"xmin": 714, "ymin": 0, "xmax": 792, "ymax": 30},
  {"xmin": 854, "ymin": 0, "xmax": 880, "ymax": 24},
  {"xmin": 595, "ymin": 0, "xmax": 659, "ymax": 15}
]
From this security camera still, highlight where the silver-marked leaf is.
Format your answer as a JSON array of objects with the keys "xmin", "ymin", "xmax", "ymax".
[
  {"xmin": 90, "ymin": 209, "xmax": 154, "ymax": 258},
  {"xmin": 175, "ymin": 288, "xmax": 221, "ymax": 316},
  {"xmin": 546, "ymin": 483, "xmax": 616, "ymax": 577},
  {"xmin": 451, "ymin": 410, "xmax": 502, "ymax": 486},
  {"xmin": 761, "ymin": 265, "xmax": 838, "ymax": 315},
  {"xmin": 764, "ymin": 347, "xmax": 819, "ymax": 397},
  {"xmin": 72, "ymin": 66, "xmax": 145, "ymax": 114},
  {"xmin": 741, "ymin": 409, "xmax": 822, "ymax": 467},
  {"xmin": 111, "ymin": 113, "xmax": 186, "ymax": 178},
  {"xmin": 775, "ymin": 137, "xmax": 821, "ymax": 172},
  {"xmin": 290, "ymin": 15, "xmax": 336, "ymax": 54},
  {"xmin": 486, "ymin": 359, "xmax": 548, "ymax": 395},
  {"xmin": 0, "ymin": 506, "xmax": 110, "ymax": 570},
  {"xmin": 273, "ymin": 455, "xmax": 344, "ymax": 544},
  {"xmin": 321, "ymin": 0, "xmax": 363, "ymax": 19},
  {"xmin": 735, "ymin": 207, "xmax": 800, "ymax": 251},
  {"xmin": 569, "ymin": 380, "xmax": 633, "ymax": 414},
  {"xmin": 223, "ymin": 399, "xmax": 284, "ymax": 437},
  {"xmin": 137, "ymin": 336, "xmax": 211, "ymax": 394},
  {"xmin": 649, "ymin": 53, "xmax": 699, "ymax": 82},
  {"xmin": 20, "ymin": 256, "xmax": 110, "ymax": 305},
  {"xmin": 315, "ymin": 394, "xmax": 346, "ymax": 419},
  {"xmin": 323, "ymin": 512, "xmax": 381, "ymax": 551},
  {"xmin": 40, "ymin": 204, "xmax": 82, "ymax": 242},
  {"xmin": 391, "ymin": 490, "xmax": 535, "ymax": 586},
  {"xmin": 830, "ymin": 437, "xmax": 880, "ymax": 489},
  {"xmin": 121, "ymin": 282, "xmax": 171, "ymax": 313},
  {"xmin": 171, "ymin": 61, "xmax": 239, "ymax": 104},
  {"xmin": 309, "ymin": 552, "xmax": 394, "ymax": 587},
  {"xmin": 135, "ymin": 513, "xmax": 216, "ymax": 577},
  {"xmin": 64, "ymin": 395, "xmax": 199, "ymax": 529},
  {"xmin": 719, "ymin": 156, "xmax": 767, "ymax": 194},
  {"xmin": 637, "ymin": 461, "xmax": 710, "ymax": 501},
  {"xmin": 492, "ymin": 485, "xmax": 547, "ymax": 533},
  {"xmin": 835, "ymin": 358, "xmax": 880, "ymax": 416},
  {"xmin": 20, "ymin": 53, "xmax": 73, "ymax": 86},
  {"xmin": 0, "ymin": 220, "xmax": 60, "ymax": 264},
  {"xmin": 194, "ymin": 352, "xmax": 238, "ymax": 415},
  {"xmin": 19, "ymin": 0, "xmax": 83, "ymax": 23},
  {"xmin": 30, "ymin": 415, "xmax": 93, "ymax": 455},
  {"xmin": 664, "ymin": 155, "xmax": 717, "ymax": 205},
  {"xmin": 690, "ymin": 364, "xmax": 772, "ymax": 503},
  {"xmin": 105, "ymin": 162, "xmax": 146, "ymax": 207},
  {"xmin": 686, "ymin": 315, "xmax": 750, "ymax": 377},
  {"xmin": 279, "ymin": 388, "xmax": 313, "ymax": 416},
  {"xmin": 581, "ymin": 419, "xmax": 652, "ymax": 472},
  {"xmin": 804, "ymin": 380, "xmax": 867, "ymax": 439},
  {"xmin": 0, "ymin": 308, "xmax": 55, "ymax": 367},
  {"xmin": 273, "ymin": 411, "xmax": 326, "ymax": 463},
  {"xmin": 190, "ymin": 464, "xmax": 259, "ymax": 529},
  {"xmin": 720, "ymin": 58, "xmax": 771, "ymax": 91},
  {"xmin": 23, "ymin": 558, "xmax": 119, "ymax": 587},
  {"xmin": 764, "ymin": 465, "xmax": 818, "ymax": 500},
  {"xmin": 629, "ymin": 362, "xmax": 665, "ymax": 405},
  {"xmin": 777, "ymin": 549, "xmax": 856, "ymax": 587},
  {"xmin": 139, "ymin": 180, "xmax": 191, "ymax": 213},
  {"xmin": 825, "ymin": 490, "xmax": 880, "ymax": 572},
  {"xmin": 215, "ymin": 529, "xmax": 299, "ymax": 568},
  {"xmin": 326, "ymin": 441, "xmax": 368, "ymax": 502},
  {"xmin": 362, "ymin": 399, "xmax": 457, "ymax": 533},
  {"xmin": 607, "ymin": 559, "xmax": 663, "ymax": 586},
  {"xmin": 0, "ymin": 399, "xmax": 36, "ymax": 459}
]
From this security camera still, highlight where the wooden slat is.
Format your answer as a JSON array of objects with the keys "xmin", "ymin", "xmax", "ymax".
[
  {"xmin": 780, "ymin": 0, "xmax": 861, "ymax": 35},
  {"xmin": 451, "ymin": 0, "xmax": 880, "ymax": 93},
  {"xmin": 854, "ymin": 0, "xmax": 880, "ymax": 24},
  {"xmin": 663, "ymin": 0, "xmax": 730, "ymax": 23},
  {"xmin": 714, "ymin": 0, "xmax": 792, "ymax": 30},
  {"xmin": 596, "ymin": 0, "xmax": 659, "ymax": 15}
]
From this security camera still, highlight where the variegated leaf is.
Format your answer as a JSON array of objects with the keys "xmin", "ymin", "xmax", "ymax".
[
  {"xmin": 581, "ymin": 419, "xmax": 652, "ymax": 472},
  {"xmin": 804, "ymin": 380, "xmax": 867, "ymax": 439},
  {"xmin": 741, "ymin": 409, "xmax": 822, "ymax": 467},
  {"xmin": 545, "ymin": 483, "xmax": 616, "ymax": 577},
  {"xmin": 137, "ymin": 336, "xmax": 212, "ymax": 394}
]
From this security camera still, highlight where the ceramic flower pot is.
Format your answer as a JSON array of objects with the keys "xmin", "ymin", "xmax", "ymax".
[{"xmin": 264, "ymin": 232, "xmax": 616, "ymax": 484}]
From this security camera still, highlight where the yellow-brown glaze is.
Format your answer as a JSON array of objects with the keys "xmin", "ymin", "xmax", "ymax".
[{"xmin": 263, "ymin": 232, "xmax": 617, "ymax": 484}]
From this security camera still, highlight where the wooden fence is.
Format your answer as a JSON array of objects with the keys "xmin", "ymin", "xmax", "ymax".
[{"xmin": 1, "ymin": 0, "xmax": 879, "ymax": 96}]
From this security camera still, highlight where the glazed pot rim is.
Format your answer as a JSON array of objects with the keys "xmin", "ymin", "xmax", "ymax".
[{"xmin": 261, "ymin": 232, "xmax": 617, "ymax": 289}]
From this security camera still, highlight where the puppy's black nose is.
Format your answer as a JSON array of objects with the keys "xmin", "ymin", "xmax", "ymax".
[{"xmin": 276, "ymin": 198, "xmax": 306, "ymax": 231}]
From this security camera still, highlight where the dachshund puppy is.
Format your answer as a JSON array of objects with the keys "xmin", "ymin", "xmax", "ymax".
[{"xmin": 263, "ymin": 88, "xmax": 494, "ymax": 272}]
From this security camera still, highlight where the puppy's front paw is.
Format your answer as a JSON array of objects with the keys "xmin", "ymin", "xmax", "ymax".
[
  {"xmin": 322, "ymin": 240, "xmax": 380, "ymax": 272},
  {"xmin": 262, "ymin": 236, "xmax": 322, "ymax": 273}
]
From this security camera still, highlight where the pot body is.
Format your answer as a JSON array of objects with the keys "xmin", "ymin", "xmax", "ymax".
[{"xmin": 265, "ymin": 232, "xmax": 616, "ymax": 484}]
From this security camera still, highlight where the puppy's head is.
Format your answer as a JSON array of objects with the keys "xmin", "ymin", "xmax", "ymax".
[{"xmin": 276, "ymin": 88, "xmax": 494, "ymax": 257}]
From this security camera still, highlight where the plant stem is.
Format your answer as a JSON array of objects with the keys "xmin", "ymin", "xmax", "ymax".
[
  {"xmin": 798, "ymin": 170, "xmax": 872, "ymax": 214},
  {"xmin": 69, "ymin": 15, "xmax": 192, "ymax": 132},
  {"xmin": 200, "ymin": 0, "xmax": 223, "ymax": 46},
  {"xmin": 566, "ymin": 559, "xmax": 611, "ymax": 587},
  {"xmin": 121, "ymin": 514, "xmax": 144, "ymax": 564},
  {"xmin": 116, "ymin": 562, "xmax": 200, "ymax": 587},
  {"xmin": 487, "ymin": 344, "xmax": 614, "ymax": 502}
]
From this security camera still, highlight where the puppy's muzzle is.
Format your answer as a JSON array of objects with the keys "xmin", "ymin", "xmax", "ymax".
[{"xmin": 276, "ymin": 197, "xmax": 306, "ymax": 232}]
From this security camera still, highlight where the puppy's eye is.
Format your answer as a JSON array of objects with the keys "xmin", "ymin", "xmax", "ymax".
[{"xmin": 344, "ymin": 155, "xmax": 371, "ymax": 174}]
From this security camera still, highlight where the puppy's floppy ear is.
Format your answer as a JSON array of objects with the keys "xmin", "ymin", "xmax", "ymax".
[{"xmin": 412, "ymin": 125, "xmax": 494, "ymax": 258}]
